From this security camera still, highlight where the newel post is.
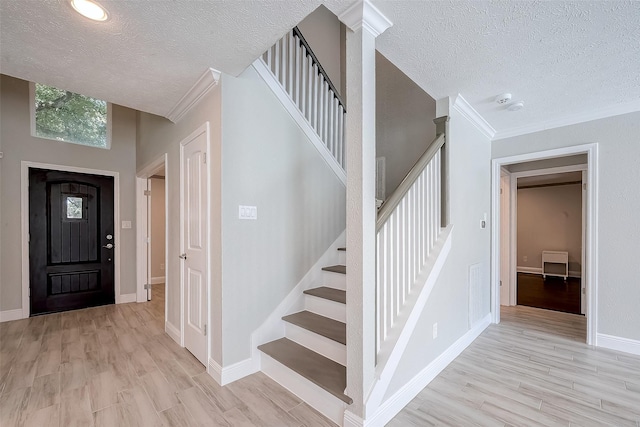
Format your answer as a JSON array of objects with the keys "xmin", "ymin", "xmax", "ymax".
[{"xmin": 338, "ymin": 0, "xmax": 392, "ymax": 422}]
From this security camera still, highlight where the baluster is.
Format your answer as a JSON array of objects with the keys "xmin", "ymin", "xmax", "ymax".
[
  {"xmin": 436, "ymin": 150, "xmax": 442, "ymax": 232},
  {"xmin": 300, "ymin": 46, "xmax": 307, "ymax": 117},
  {"xmin": 319, "ymin": 80, "xmax": 325, "ymax": 142},
  {"xmin": 307, "ymin": 57, "xmax": 313, "ymax": 123},
  {"xmin": 288, "ymin": 31, "xmax": 294, "ymax": 95},
  {"xmin": 274, "ymin": 40, "xmax": 280, "ymax": 84},
  {"xmin": 313, "ymin": 65, "xmax": 319, "ymax": 133},
  {"xmin": 337, "ymin": 107, "xmax": 344, "ymax": 167},
  {"xmin": 431, "ymin": 159, "xmax": 437, "ymax": 248}
]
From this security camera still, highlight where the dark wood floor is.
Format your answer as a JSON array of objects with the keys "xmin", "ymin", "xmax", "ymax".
[{"xmin": 517, "ymin": 273, "xmax": 581, "ymax": 315}]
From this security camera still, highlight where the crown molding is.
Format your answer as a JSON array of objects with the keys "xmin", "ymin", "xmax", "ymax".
[
  {"xmin": 493, "ymin": 98, "xmax": 640, "ymax": 140},
  {"xmin": 166, "ymin": 68, "xmax": 221, "ymax": 123},
  {"xmin": 452, "ymin": 94, "xmax": 496, "ymax": 140},
  {"xmin": 338, "ymin": 0, "xmax": 392, "ymax": 37}
]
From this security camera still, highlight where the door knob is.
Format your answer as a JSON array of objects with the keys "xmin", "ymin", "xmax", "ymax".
[
  {"xmin": 103, "ymin": 243, "xmax": 114, "ymax": 249},
  {"xmin": 179, "ymin": 253, "xmax": 187, "ymax": 260}
]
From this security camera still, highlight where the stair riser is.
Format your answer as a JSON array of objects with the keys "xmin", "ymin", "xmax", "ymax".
[
  {"xmin": 260, "ymin": 354, "xmax": 347, "ymax": 426},
  {"xmin": 338, "ymin": 251, "xmax": 346, "ymax": 265},
  {"xmin": 322, "ymin": 271, "xmax": 346, "ymax": 290},
  {"xmin": 285, "ymin": 323, "xmax": 346, "ymax": 366},
  {"xmin": 304, "ymin": 295, "xmax": 346, "ymax": 323}
]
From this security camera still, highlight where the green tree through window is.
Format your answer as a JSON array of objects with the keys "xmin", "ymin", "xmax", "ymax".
[{"xmin": 35, "ymin": 84, "xmax": 108, "ymax": 148}]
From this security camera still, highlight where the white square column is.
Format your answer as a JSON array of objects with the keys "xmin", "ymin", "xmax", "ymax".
[{"xmin": 339, "ymin": 1, "xmax": 391, "ymax": 421}]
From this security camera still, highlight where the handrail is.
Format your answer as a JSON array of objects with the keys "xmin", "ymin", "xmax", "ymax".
[
  {"xmin": 376, "ymin": 133, "xmax": 445, "ymax": 230},
  {"xmin": 292, "ymin": 26, "xmax": 346, "ymax": 112}
]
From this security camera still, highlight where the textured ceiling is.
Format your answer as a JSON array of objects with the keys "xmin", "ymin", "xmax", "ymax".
[{"xmin": 1, "ymin": 1, "xmax": 639, "ymax": 135}]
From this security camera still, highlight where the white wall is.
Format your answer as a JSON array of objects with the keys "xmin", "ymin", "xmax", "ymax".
[
  {"xmin": 376, "ymin": 52, "xmax": 437, "ymax": 197},
  {"xmin": 0, "ymin": 75, "xmax": 138, "ymax": 313},
  {"xmin": 492, "ymin": 112, "xmax": 640, "ymax": 341},
  {"xmin": 220, "ymin": 65, "xmax": 346, "ymax": 365},
  {"xmin": 383, "ymin": 100, "xmax": 492, "ymax": 398},
  {"xmin": 150, "ymin": 177, "xmax": 166, "ymax": 281},
  {"xmin": 517, "ymin": 183, "xmax": 582, "ymax": 273}
]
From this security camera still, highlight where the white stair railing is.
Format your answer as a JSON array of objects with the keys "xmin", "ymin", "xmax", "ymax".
[
  {"xmin": 375, "ymin": 131, "xmax": 447, "ymax": 359},
  {"xmin": 262, "ymin": 27, "xmax": 346, "ymax": 170}
]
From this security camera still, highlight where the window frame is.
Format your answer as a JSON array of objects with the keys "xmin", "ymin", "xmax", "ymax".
[{"xmin": 29, "ymin": 82, "xmax": 113, "ymax": 149}]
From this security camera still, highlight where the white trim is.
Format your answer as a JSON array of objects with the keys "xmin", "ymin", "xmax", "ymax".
[
  {"xmin": 493, "ymin": 98, "xmax": 640, "ymax": 140},
  {"xmin": 150, "ymin": 276, "xmax": 165, "ymax": 285},
  {"xmin": 343, "ymin": 411, "xmax": 365, "ymax": 427},
  {"xmin": 491, "ymin": 144, "xmax": 598, "ymax": 346},
  {"xmin": 165, "ymin": 321, "xmax": 181, "ymax": 345},
  {"xmin": 208, "ymin": 357, "xmax": 258, "ymax": 386},
  {"xmin": 452, "ymin": 95, "xmax": 496, "ymax": 140},
  {"xmin": 116, "ymin": 293, "xmax": 136, "ymax": 304},
  {"xmin": 21, "ymin": 161, "xmax": 121, "ymax": 318},
  {"xmin": 364, "ymin": 314, "xmax": 491, "ymax": 427},
  {"xmin": 252, "ymin": 60, "xmax": 346, "ymax": 186},
  {"xmin": 0, "ymin": 309, "xmax": 25, "ymax": 323},
  {"xmin": 338, "ymin": 0, "xmax": 393, "ymax": 37},
  {"xmin": 366, "ymin": 226, "xmax": 453, "ymax": 414},
  {"xmin": 597, "ymin": 333, "xmax": 640, "ymax": 356},
  {"xmin": 166, "ymin": 68, "xmax": 221, "ymax": 123},
  {"xmin": 516, "ymin": 266, "xmax": 581, "ymax": 278},
  {"xmin": 251, "ymin": 231, "xmax": 346, "ymax": 364}
]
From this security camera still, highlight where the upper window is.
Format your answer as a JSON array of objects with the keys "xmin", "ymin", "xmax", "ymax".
[{"xmin": 32, "ymin": 83, "xmax": 111, "ymax": 148}]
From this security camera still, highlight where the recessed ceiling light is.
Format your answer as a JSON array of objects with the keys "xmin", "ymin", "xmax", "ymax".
[
  {"xmin": 70, "ymin": 0, "xmax": 109, "ymax": 22},
  {"xmin": 494, "ymin": 93, "xmax": 512, "ymax": 105},
  {"xmin": 508, "ymin": 101, "xmax": 525, "ymax": 111}
]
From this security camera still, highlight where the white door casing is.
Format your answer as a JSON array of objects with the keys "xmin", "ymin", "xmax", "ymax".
[
  {"xmin": 180, "ymin": 126, "xmax": 209, "ymax": 365},
  {"xmin": 500, "ymin": 172, "xmax": 511, "ymax": 306}
]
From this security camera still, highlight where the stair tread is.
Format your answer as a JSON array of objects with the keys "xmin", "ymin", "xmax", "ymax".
[
  {"xmin": 322, "ymin": 265, "xmax": 346, "ymax": 274},
  {"xmin": 258, "ymin": 338, "xmax": 352, "ymax": 404},
  {"xmin": 282, "ymin": 311, "xmax": 346, "ymax": 345},
  {"xmin": 303, "ymin": 287, "xmax": 346, "ymax": 304},
  {"xmin": 337, "ymin": 247, "xmax": 346, "ymax": 251}
]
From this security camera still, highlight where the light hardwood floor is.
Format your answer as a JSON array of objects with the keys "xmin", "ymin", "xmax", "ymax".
[
  {"xmin": 389, "ymin": 305, "xmax": 640, "ymax": 426},
  {"xmin": 0, "ymin": 284, "xmax": 335, "ymax": 427}
]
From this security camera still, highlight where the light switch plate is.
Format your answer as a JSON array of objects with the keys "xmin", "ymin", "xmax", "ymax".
[{"xmin": 238, "ymin": 205, "xmax": 257, "ymax": 220}]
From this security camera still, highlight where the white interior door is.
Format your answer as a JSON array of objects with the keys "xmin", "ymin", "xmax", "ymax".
[
  {"xmin": 181, "ymin": 130, "xmax": 208, "ymax": 365},
  {"xmin": 500, "ymin": 173, "xmax": 511, "ymax": 305}
]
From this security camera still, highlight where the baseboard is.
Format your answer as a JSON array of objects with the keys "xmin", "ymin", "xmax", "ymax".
[
  {"xmin": 251, "ymin": 230, "xmax": 346, "ymax": 362},
  {"xmin": 344, "ymin": 411, "xmax": 365, "ymax": 427},
  {"xmin": 0, "ymin": 308, "xmax": 25, "ymax": 323},
  {"xmin": 165, "ymin": 321, "xmax": 181, "ymax": 345},
  {"xmin": 517, "ymin": 266, "xmax": 581, "ymax": 278},
  {"xmin": 366, "ymin": 313, "xmax": 492, "ymax": 427},
  {"xmin": 597, "ymin": 333, "xmax": 640, "ymax": 356},
  {"xmin": 150, "ymin": 277, "xmax": 165, "ymax": 285},
  {"xmin": 116, "ymin": 293, "xmax": 137, "ymax": 304},
  {"xmin": 208, "ymin": 357, "xmax": 258, "ymax": 386}
]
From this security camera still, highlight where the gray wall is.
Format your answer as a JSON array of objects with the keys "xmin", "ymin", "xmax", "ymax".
[
  {"xmin": 492, "ymin": 112, "xmax": 640, "ymax": 341},
  {"xmin": 220, "ymin": 65, "xmax": 346, "ymax": 364},
  {"xmin": 150, "ymin": 177, "xmax": 166, "ymax": 280},
  {"xmin": 517, "ymin": 184, "xmax": 582, "ymax": 273},
  {"xmin": 384, "ymin": 103, "xmax": 492, "ymax": 398},
  {"xmin": 136, "ymin": 84, "xmax": 222, "ymax": 352},
  {"xmin": 297, "ymin": 5, "xmax": 344, "ymax": 98},
  {"xmin": 0, "ymin": 74, "xmax": 137, "ymax": 312},
  {"xmin": 376, "ymin": 53, "xmax": 437, "ymax": 198}
]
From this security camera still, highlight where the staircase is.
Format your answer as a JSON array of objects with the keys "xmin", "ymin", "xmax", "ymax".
[
  {"xmin": 258, "ymin": 247, "xmax": 351, "ymax": 424},
  {"xmin": 253, "ymin": 25, "xmax": 451, "ymax": 426}
]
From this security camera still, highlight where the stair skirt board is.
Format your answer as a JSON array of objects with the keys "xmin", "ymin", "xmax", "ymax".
[
  {"xmin": 285, "ymin": 322, "xmax": 346, "ymax": 366},
  {"xmin": 261, "ymin": 353, "xmax": 348, "ymax": 426},
  {"xmin": 304, "ymin": 294, "xmax": 347, "ymax": 323}
]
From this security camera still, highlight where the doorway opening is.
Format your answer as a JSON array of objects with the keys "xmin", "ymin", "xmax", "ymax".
[
  {"xmin": 136, "ymin": 154, "xmax": 169, "ymax": 327},
  {"xmin": 491, "ymin": 144, "xmax": 598, "ymax": 345}
]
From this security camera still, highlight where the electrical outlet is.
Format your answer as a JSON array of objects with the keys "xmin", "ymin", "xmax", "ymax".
[
  {"xmin": 523, "ymin": 255, "xmax": 528, "ymax": 262},
  {"xmin": 432, "ymin": 323, "xmax": 438, "ymax": 339}
]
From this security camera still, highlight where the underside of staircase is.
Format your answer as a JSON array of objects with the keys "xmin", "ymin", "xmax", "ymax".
[{"xmin": 258, "ymin": 248, "xmax": 351, "ymax": 424}]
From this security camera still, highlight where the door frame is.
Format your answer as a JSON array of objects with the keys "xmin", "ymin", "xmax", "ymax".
[
  {"xmin": 179, "ymin": 122, "xmax": 211, "ymax": 356},
  {"xmin": 136, "ymin": 153, "xmax": 169, "ymax": 309},
  {"xmin": 491, "ymin": 143, "xmax": 599, "ymax": 345},
  {"xmin": 21, "ymin": 161, "xmax": 121, "ymax": 318},
  {"xmin": 508, "ymin": 163, "xmax": 587, "ymax": 310}
]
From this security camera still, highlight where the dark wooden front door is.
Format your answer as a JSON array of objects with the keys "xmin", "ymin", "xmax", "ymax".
[{"xmin": 29, "ymin": 168, "xmax": 115, "ymax": 315}]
